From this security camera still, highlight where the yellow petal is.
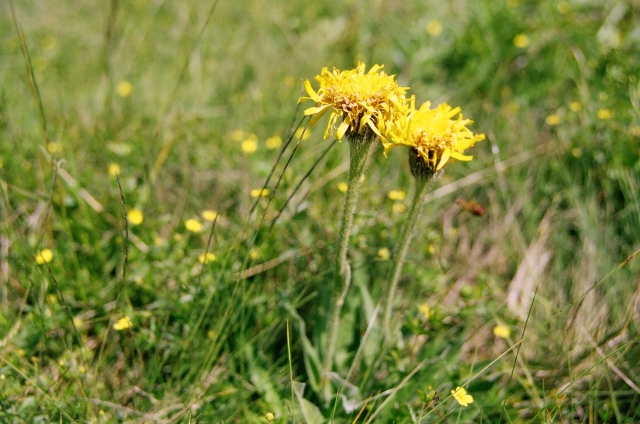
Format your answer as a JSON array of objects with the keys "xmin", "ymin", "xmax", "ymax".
[
  {"xmin": 308, "ymin": 104, "xmax": 332, "ymax": 126},
  {"xmin": 302, "ymin": 79, "xmax": 318, "ymax": 101},
  {"xmin": 436, "ymin": 149, "xmax": 451, "ymax": 170},
  {"xmin": 336, "ymin": 118, "xmax": 350, "ymax": 141},
  {"xmin": 449, "ymin": 151, "xmax": 473, "ymax": 161}
]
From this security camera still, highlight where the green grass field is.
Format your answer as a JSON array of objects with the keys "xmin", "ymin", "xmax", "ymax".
[{"xmin": 1, "ymin": 0, "xmax": 639, "ymax": 422}]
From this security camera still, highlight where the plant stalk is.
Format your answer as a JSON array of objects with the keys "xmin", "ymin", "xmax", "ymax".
[{"xmin": 321, "ymin": 132, "xmax": 372, "ymax": 396}]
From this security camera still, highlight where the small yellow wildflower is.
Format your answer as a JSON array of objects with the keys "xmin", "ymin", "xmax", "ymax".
[
  {"xmin": 251, "ymin": 188, "xmax": 270, "ymax": 198},
  {"xmin": 249, "ymin": 249, "xmax": 260, "ymax": 260},
  {"xmin": 299, "ymin": 62, "xmax": 408, "ymax": 141},
  {"xmin": 545, "ymin": 114, "xmax": 561, "ymax": 126},
  {"xmin": 569, "ymin": 101, "xmax": 582, "ymax": 112},
  {"xmin": 185, "ymin": 218, "xmax": 203, "ymax": 233},
  {"xmin": 597, "ymin": 109, "xmax": 613, "ymax": 120},
  {"xmin": 173, "ymin": 234, "xmax": 183, "ymax": 242},
  {"xmin": 385, "ymin": 100, "xmax": 485, "ymax": 174},
  {"xmin": 113, "ymin": 316, "xmax": 132, "ymax": 331},
  {"xmin": 378, "ymin": 247, "xmax": 390, "ymax": 260},
  {"xmin": 36, "ymin": 249, "xmax": 53, "ymax": 265},
  {"xmin": 392, "ymin": 203, "xmax": 407, "ymax": 214},
  {"xmin": 231, "ymin": 129, "xmax": 245, "ymax": 141},
  {"xmin": 99, "ymin": 410, "xmax": 106, "ymax": 416},
  {"xmin": 571, "ymin": 147, "xmax": 582, "ymax": 157},
  {"xmin": 41, "ymin": 35, "xmax": 57, "ymax": 50},
  {"xmin": 241, "ymin": 139, "xmax": 258, "ymax": 154},
  {"xmin": 557, "ymin": 1, "xmax": 570, "ymax": 14},
  {"xmin": 198, "ymin": 252, "xmax": 217, "ymax": 264},
  {"xmin": 154, "ymin": 236, "xmax": 166, "ymax": 247},
  {"xmin": 108, "ymin": 163, "xmax": 121, "ymax": 177},
  {"xmin": 451, "ymin": 387, "xmax": 473, "ymax": 407},
  {"xmin": 116, "ymin": 80, "xmax": 133, "ymax": 97},
  {"xmin": 78, "ymin": 365, "xmax": 86, "ymax": 374},
  {"xmin": 207, "ymin": 330, "xmax": 215, "ymax": 338},
  {"xmin": 1, "ymin": 374, "xmax": 5, "ymax": 380},
  {"xmin": 337, "ymin": 182, "xmax": 348, "ymax": 193},
  {"xmin": 419, "ymin": 303, "xmax": 431, "ymax": 319},
  {"xmin": 494, "ymin": 324, "xmax": 511, "ymax": 339},
  {"xmin": 387, "ymin": 189, "xmax": 406, "ymax": 200},
  {"xmin": 513, "ymin": 34, "xmax": 530, "ymax": 48},
  {"xmin": 265, "ymin": 412, "xmax": 275, "ymax": 422},
  {"xmin": 127, "ymin": 209, "xmax": 144, "ymax": 225},
  {"xmin": 47, "ymin": 294, "xmax": 57, "ymax": 303},
  {"xmin": 426, "ymin": 20, "xmax": 443, "ymax": 36},
  {"xmin": 46, "ymin": 142, "xmax": 62, "ymax": 153},
  {"xmin": 201, "ymin": 210, "xmax": 218, "ymax": 222},
  {"xmin": 294, "ymin": 127, "xmax": 311, "ymax": 141},
  {"xmin": 598, "ymin": 92, "xmax": 608, "ymax": 101},
  {"xmin": 265, "ymin": 135, "xmax": 282, "ymax": 149}
]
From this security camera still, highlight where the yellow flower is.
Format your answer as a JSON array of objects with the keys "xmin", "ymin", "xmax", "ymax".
[
  {"xmin": 299, "ymin": 62, "xmax": 408, "ymax": 141},
  {"xmin": 113, "ymin": 316, "xmax": 132, "ymax": 331},
  {"xmin": 494, "ymin": 324, "xmax": 511, "ymax": 339},
  {"xmin": 392, "ymin": 203, "xmax": 406, "ymax": 214},
  {"xmin": 265, "ymin": 412, "xmax": 275, "ymax": 422},
  {"xmin": 385, "ymin": 100, "xmax": 485, "ymax": 173},
  {"xmin": 451, "ymin": 386, "xmax": 473, "ymax": 407},
  {"xmin": 251, "ymin": 188, "xmax": 270, "ymax": 198},
  {"xmin": 201, "ymin": 210, "xmax": 218, "ymax": 222},
  {"xmin": 249, "ymin": 249, "xmax": 260, "ymax": 260},
  {"xmin": 419, "ymin": 303, "xmax": 431, "ymax": 319},
  {"xmin": 241, "ymin": 139, "xmax": 258, "ymax": 154},
  {"xmin": 426, "ymin": 20, "xmax": 443, "ymax": 36},
  {"xmin": 108, "ymin": 163, "xmax": 121, "ymax": 177},
  {"xmin": 387, "ymin": 189, "xmax": 406, "ymax": 200},
  {"xmin": 185, "ymin": 218, "xmax": 203, "ymax": 233},
  {"xmin": 231, "ymin": 129, "xmax": 245, "ymax": 141},
  {"xmin": 294, "ymin": 127, "xmax": 311, "ymax": 141},
  {"xmin": 569, "ymin": 101, "xmax": 582, "ymax": 112},
  {"xmin": 597, "ymin": 109, "xmax": 613, "ymax": 120},
  {"xmin": 545, "ymin": 114, "xmax": 561, "ymax": 126},
  {"xmin": 36, "ymin": 249, "xmax": 53, "ymax": 265},
  {"xmin": 46, "ymin": 142, "xmax": 62, "ymax": 153},
  {"xmin": 265, "ymin": 135, "xmax": 282, "ymax": 150},
  {"xmin": 127, "ymin": 209, "xmax": 144, "ymax": 225},
  {"xmin": 513, "ymin": 34, "xmax": 530, "ymax": 48},
  {"xmin": 378, "ymin": 247, "xmax": 390, "ymax": 260},
  {"xmin": 337, "ymin": 182, "xmax": 348, "ymax": 193},
  {"xmin": 116, "ymin": 80, "xmax": 132, "ymax": 97},
  {"xmin": 198, "ymin": 252, "xmax": 217, "ymax": 264}
]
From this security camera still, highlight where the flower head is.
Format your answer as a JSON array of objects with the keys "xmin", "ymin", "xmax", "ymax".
[
  {"xmin": 113, "ymin": 316, "xmax": 132, "ymax": 331},
  {"xmin": 127, "ymin": 209, "xmax": 144, "ymax": 225},
  {"xmin": 36, "ymin": 249, "xmax": 53, "ymax": 265},
  {"xmin": 299, "ymin": 62, "xmax": 407, "ymax": 141},
  {"xmin": 185, "ymin": 218, "xmax": 203, "ymax": 233},
  {"xmin": 385, "ymin": 100, "xmax": 485, "ymax": 176},
  {"xmin": 451, "ymin": 386, "xmax": 473, "ymax": 407},
  {"xmin": 494, "ymin": 324, "xmax": 511, "ymax": 339}
]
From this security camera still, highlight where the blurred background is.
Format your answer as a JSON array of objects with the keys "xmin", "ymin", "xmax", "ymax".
[{"xmin": 1, "ymin": 0, "xmax": 639, "ymax": 422}]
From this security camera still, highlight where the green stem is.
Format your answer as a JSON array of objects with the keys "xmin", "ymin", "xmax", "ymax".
[
  {"xmin": 382, "ymin": 176, "xmax": 431, "ymax": 341},
  {"xmin": 321, "ymin": 132, "xmax": 372, "ymax": 396}
]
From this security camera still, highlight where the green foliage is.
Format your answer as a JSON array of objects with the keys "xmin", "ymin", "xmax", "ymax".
[{"xmin": 1, "ymin": 0, "xmax": 639, "ymax": 422}]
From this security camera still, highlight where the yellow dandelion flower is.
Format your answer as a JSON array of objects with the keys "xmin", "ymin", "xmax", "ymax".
[
  {"xmin": 127, "ymin": 209, "xmax": 143, "ymax": 225},
  {"xmin": 46, "ymin": 142, "xmax": 62, "ymax": 153},
  {"xmin": 392, "ymin": 203, "xmax": 407, "ymax": 214},
  {"xmin": 198, "ymin": 252, "xmax": 217, "ymax": 264},
  {"xmin": 231, "ymin": 129, "xmax": 245, "ymax": 141},
  {"xmin": 419, "ymin": 303, "xmax": 431, "ymax": 319},
  {"xmin": 249, "ymin": 249, "xmax": 260, "ymax": 260},
  {"xmin": 426, "ymin": 20, "xmax": 443, "ymax": 36},
  {"xmin": 36, "ymin": 249, "xmax": 53, "ymax": 265},
  {"xmin": 385, "ymin": 100, "xmax": 485, "ymax": 173},
  {"xmin": 116, "ymin": 80, "xmax": 132, "ymax": 97},
  {"xmin": 337, "ymin": 182, "xmax": 348, "ymax": 193},
  {"xmin": 451, "ymin": 386, "xmax": 473, "ymax": 407},
  {"xmin": 241, "ymin": 139, "xmax": 258, "ymax": 154},
  {"xmin": 265, "ymin": 412, "xmax": 275, "ymax": 422},
  {"xmin": 298, "ymin": 62, "xmax": 408, "ymax": 141},
  {"xmin": 545, "ymin": 114, "xmax": 561, "ymax": 126},
  {"xmin": 597, "ymin": 109, "xmax": 613, "ymax": 120},
  {"xmin": 265, "ymin": 135, "xmax": 283, "ymax": 149},
  {"xmin": 201, "ymin": 210, "xmax": 218, "ymax": 221},
  {"xmin": 569, "ymin": 101, "xmax": 581, "ymax": 112},
  {"xmin": 294, "ymin": 127, "xmax": 311, "ymax": 141},
  {"xmin": 185, "ymin": 218, "xmax": 203, "ymax": 233},
  {"xmin": 108, "ymin": 163, "xmax": 121, "ymax": 177},
  {"xmin": 387, "ymin": 189, "xmax": 406, "ymax": 200},
  {"xmin": 378, "ymin": 247, "xmax": 390, "ymax": 260},
  {"xmin": 113, "ymin": 316, "xmax": 132, "ymax": 331},
  {"xmin": 494, "ymin": 324, "xmax": 511, "ymax": 339},
  {"xmin": 513, "ymin": 34, "xmax": 530, "ymax": 48},
  {"xmin": 251, "ymin": 188, "xmax": 270, "ymax": 198}
]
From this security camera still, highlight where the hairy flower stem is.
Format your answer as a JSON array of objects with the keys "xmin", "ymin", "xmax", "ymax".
[
  {"xmin": 383, "ymin": 171, "xmax": 436, "ymax": 341},
  {"xmin": 322, "ymin": 132, "xmax": 372, "ymax": 395}
]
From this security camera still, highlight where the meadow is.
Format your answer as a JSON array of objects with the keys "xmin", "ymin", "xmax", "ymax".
[{"xmin": 1, "ymin": 0, "xmax": 639, "ymax": 422}]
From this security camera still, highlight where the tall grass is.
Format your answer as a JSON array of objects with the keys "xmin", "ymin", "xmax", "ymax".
[{"xmin": 1, "ymin": 0, "xmax": 639, "ymax": 422}]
